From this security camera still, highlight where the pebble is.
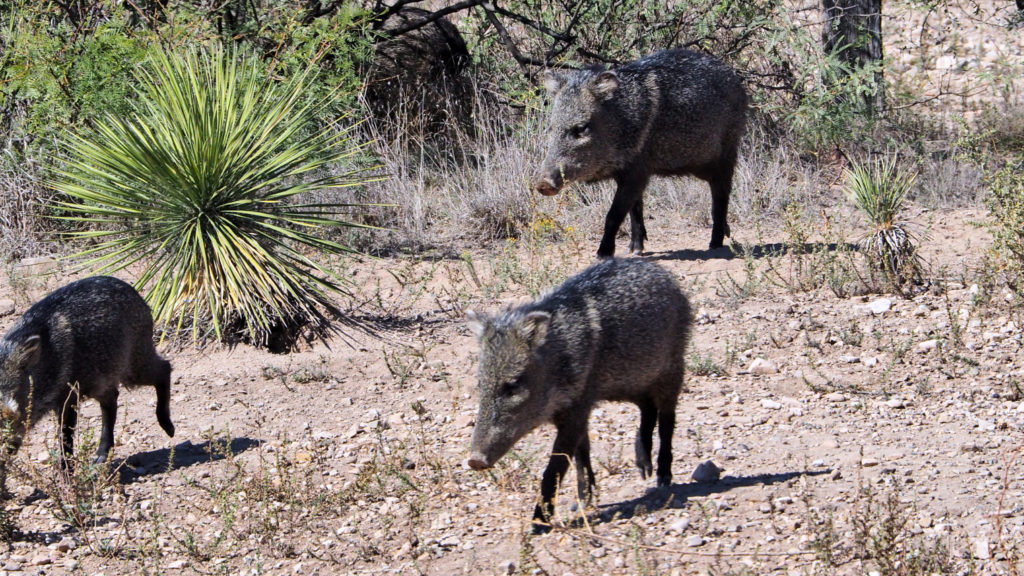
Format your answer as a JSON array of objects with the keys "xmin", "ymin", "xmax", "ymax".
[
  {"xmin": 692, "ymin": 460, "xmax": 721, "ymax": 484},
  {"xmin": 886, "ymin": 397, "xmax": 906, "ymax": 409},
  {"xmin": 0, "ymin": 298, "xmax": 14, "ymax": 316},
  {"xmin": 670, "ymin": 517, "xmax": 692, "ymax": 533},
  {"xmin": 917, "ymin": 339, "xmax": 940, "ymax": 352},
  {"xmin": 685, "ymin": 534, "xmax": 705, "ymax": 547},
  {"xmin": 499, "ymin": 561, "xmax": 516, "ymax": 575},
  {"xmin": 974, "ymin": 538, "xmax": 991, "ymax": 560},
  {"xmin": 862, "ymin": 457, "xmax": 880, "ymax": 467},
  {"xmin": 864, "ymin": 298, "xmax": 892, "ymax": 315},
  {"xmin": 825, "ymin": 393, "xmax": 847, "ymax": 403},
  {"xmin": 761, "ymin": 398, "xmax": 783, "ymax": 410},
  {"xmin": 749, "ymin": 358, "xmax": 779, "ymax": 375}
]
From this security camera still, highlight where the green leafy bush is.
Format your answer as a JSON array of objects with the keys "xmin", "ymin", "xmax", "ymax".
[
  {"xmin": 53, "ymin": 45, "xmax": 372, "ymax": 346},
  {"xmin": 986, "ymin": 158, "xmax": 1024, "ymax": 293}
]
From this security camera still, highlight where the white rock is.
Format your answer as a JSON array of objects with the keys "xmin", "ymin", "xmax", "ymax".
[
  {"xmin": 749, "ymin": 358, "xmax": 778, "ymax": 375},
  {"xmin": 886, "ymin": 397, "xmax": 906, "ymax": 409},
  {"xmin": 0, "ymin": 299, "xmax": 14, "ymax": 317},
  {"xmin": 685, "ymin": 534, "xmax": 705, "ymax": 547},
  {"xmin": 839, "ymin": 355, "xmax": 860, "ymax": 363},
  {"xmin": 761, "ymin": 398, "xmax": 783, "ymax": 410},
  {"xmin": 974, "ymin": 538, "xmax": 991, "ymax": 560},
  {"xmin": 691, "ymin": 460, "xmax": 721, "ymax": 484},
  {"xmin": 670, "ymin": 517, "xmax": 692, "ymax": 533},
  {"xmin": 862, "ymin": 356, "xmax": 879, "ymax": 367},
  {"xmin": 863, "ymin": 298, "xmax": 892, "ymax": 315},
  {"xmin": 825, "ymin": 392, "xmax": 846, "ymax": 403},
  {"xmin": 917, "ymin": 339, "xmax": 940, "ymax": 352}
]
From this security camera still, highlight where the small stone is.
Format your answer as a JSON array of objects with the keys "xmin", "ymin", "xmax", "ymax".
[
  {"xmin": 864, "ymin": 298, "xmax": 892, "ymax": 315},
  {"xmin": 749, "ymin": 358, "xmax": 779, "ymax": 375},
  {"xmin": 861, "ymin": 457, "xmax": 880, "ymax": 467},
  {"xmin": 670, "ymin": 517, "xmax": 692, "ymax": 533},
  {"xmin": 839, "ymin": 355, "xmax": 860, "ymax": 363},
  {"xmin": 0, "ymin": 299, "xmax": 14, "ymax": 317},
  {"xmin": 886, "ymin": 397, "xmax": 906, "ymax": 409},
  {"xmin": 761, "ymin": 398, "xmax": 783, "ymax": 410},
  {"xmin": 685, "ymin": 534, "xmax": 705, "ymax": 547},
  {"xmin": 974, "ymin": 538, "xmax": 991, "ymax": 560},
  {"xmin": 691, "ymin": 460, "xmax": 721, "ymax": 484},
  {"xmin": 862, "ymin": 356, "xmax": 879, "ymax": 367},
  {"xmin": 500, "ymin": 561, "xmax": 516, "ymax": 575},
  {"xmin": 917, "ymin": 339, "xmax": 940, "ymax": 352},
  {"xmin": 825, "ymin": 393, "xmax": 846, "ymax": 403},
  {"xmin": 30, "ymin": 554, "xmax": 52, "ymax": 566}
]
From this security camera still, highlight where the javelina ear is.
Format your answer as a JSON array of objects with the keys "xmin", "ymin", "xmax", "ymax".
[
  {"xmin": 542, "ymin": 70, "xmax": 567, "ymax": 95},
  {"xmin": 15, "ymin": 335, "xmax": 42, "ymax": 368},
  {"xmin": 518, "ymin": 311, "xmax": 551, "ymax": 349},
  {"xmin": 466, "ymin": 310, "xmax": 489, "ymax": 339},
  {"xmin": 591, "ymin": 71, "xmax": 619, "ymax": 100}
]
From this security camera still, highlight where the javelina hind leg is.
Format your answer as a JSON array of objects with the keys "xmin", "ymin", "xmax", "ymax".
[
  {"xmin": 153, "ymin": 359, "xmax": 175, "ymax": 437},
  {"xmin": 656, "ymin": 399, "xmax": 677, "ymax": 487},
  {"xmin": 708, "ymin": 157, "xmax": 736, "ymax": 249},
  {"xmin": 634, "ymin": 398, "xmax": 657, "ymax": 479},
  {"xmin": 628, "ymin": 200, "xmax": 648, "ymax": 255},
  {"xmin": 574, "ymin": 431, "xmax": 596, "ymax": 506}
]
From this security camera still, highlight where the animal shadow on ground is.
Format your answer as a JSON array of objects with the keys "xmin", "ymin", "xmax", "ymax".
[
  {"xmin": 645, "ymin": 242, "xmax": 857, "ymax": 262},
  {"xmin": 585, "ymin": 469, "xmax": 832, "ymax": 527},
  {"xmin": 9, "ymin": 438, "xmax": 261, "ymax": 544},
  {"xmin": 116, "ymin": 436, "xmax": 261, "ymax": 484}
]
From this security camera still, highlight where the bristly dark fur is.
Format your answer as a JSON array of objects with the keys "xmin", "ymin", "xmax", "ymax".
[
  {"xmin": 0, "ymin": 276, "xmax": 175, "ymax": 471},
  {"xmin": 535, "ymin": 48, "xmax": 747, "ymax": 256},
  {"xmin": 467, "ymin": 258, "xmax": 693, "ymax": 532}
]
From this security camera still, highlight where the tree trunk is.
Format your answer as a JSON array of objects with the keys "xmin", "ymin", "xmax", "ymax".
[{"xmin": 822, "ymin": 0, "xmax": 884, "ymax": 114}]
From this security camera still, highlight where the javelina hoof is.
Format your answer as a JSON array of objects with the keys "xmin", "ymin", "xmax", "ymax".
[
  {"xmin": 531, "ymin": 520, "xmax": 553, "ymax": 535},
  {"xmin": 657, "ymin": 475, "xmax": 672, "ymax": 488}
]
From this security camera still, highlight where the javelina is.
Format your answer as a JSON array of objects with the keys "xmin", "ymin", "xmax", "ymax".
[
  {"xmin": 466, "ymin": 258, "xmax": 693, "ymax": 531},
  {"xmin": 0, "ymin": 276, "xmax": 174, "ymax": 467},
  {"xmin": 534, "ymin": 49, "xmax": 747, "ymax": 256}
]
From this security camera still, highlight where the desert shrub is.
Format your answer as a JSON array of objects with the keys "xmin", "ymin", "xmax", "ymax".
[
  {"xmin": 985, "ymin": 157, "xmax": 1024, "ymax": 293},
  {"xmin": 846, "ymin": 157, "xmax": 922, "ymax": 288},
  {"xmin": 52, "ymin": 45, "xmax": 372, "ymax": 347}
]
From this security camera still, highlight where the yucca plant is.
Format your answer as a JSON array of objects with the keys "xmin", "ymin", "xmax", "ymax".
[
  {"xmin": 845, "ymin": 157, "xmax": 922, "ymax": 287},
  {"xmin": 52, "ymin": 45, "xmax": 373, "ymax": 347}
]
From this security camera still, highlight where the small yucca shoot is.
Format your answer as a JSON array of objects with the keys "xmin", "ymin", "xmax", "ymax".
[{"xmin": 846, "ymin": 158, "xmax": 922, "ymax": 285}]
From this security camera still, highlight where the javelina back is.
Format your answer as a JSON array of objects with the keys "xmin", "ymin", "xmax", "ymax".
[
  {"xmin": 0, "ymin": 276, "xmax": 174, "ymax": 467},
  {"xmin": 534, "ymin": 49, "xmax": 747, "ymax": 256},
  {"xmin": 466, "ymin": 258, "xmax": 693, "ymax": 532}
]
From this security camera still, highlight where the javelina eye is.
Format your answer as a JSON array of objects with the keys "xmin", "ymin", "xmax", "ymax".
[
  {"xmin": 569, "ymin": 123, "xmax": 589, "ymax": 139},
  {"xmin": 501, "ymin": 377, "xmax": 523, "ymax": 395}
]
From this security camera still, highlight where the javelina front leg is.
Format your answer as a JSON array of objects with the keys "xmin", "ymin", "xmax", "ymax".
[
  {"xmin": 634, "ymin": 399, "xmax": 657, "ymax": 479},
  {"xmin": 599, "ymin": 175, "xmax": 648, "ymax": 258},
  {"xmin": 574, "ymin": 431, "xmax": 596, "ymax": 507},
  {"xmin": 94, "ymin": 388, "xmax": 119, "ymax": 464},
  {"xmin": 533, "ymin": 419, "xmax": 586, "ymax": 533},
  {"xmin": 628, "ymin": 200, "xmax": 648, "ymax": 255},
  {"xmin": 656, "ymin": 401, "xmax": 677, "ymax": 487},
  {"xmin": 59, "ymin": 392, "xmax": 79, "ymax": 467}
]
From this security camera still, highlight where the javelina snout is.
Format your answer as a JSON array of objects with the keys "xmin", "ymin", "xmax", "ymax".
[
  {"xmin": 467, "ymin": 259, "xmax": 693, "ymax": 533},
  {"xmin": 533, "ymin": 174, "xmax": 562, "ymax": 196},
  {"xmin": 0, "ymin": 276, "xmax": 175, "ymax": 472}
]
